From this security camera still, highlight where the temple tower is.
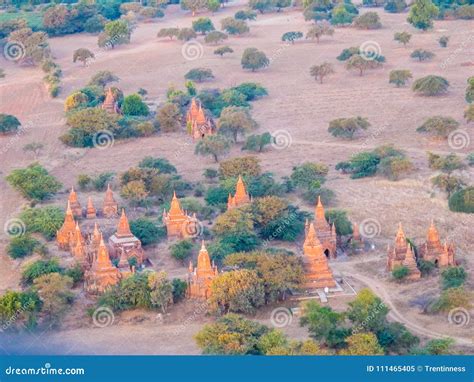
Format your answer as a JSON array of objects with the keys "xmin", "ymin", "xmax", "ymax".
[
  {"xmin": 227, "ymin": 175, "xmax": 251, "ymax": 210},
  {"xmin": 186, "ymin": 98, "xmax": 215, "ymax": 140},
  {"xmin": 102, "ymin": 184, "xmax": 118, "ymax": 218},
  {"xmin": 56, "ymin": 201, "xmax": 77, "ymax": 250},
  {"xmin": 305, "ymin": 196, "xmax": 337, "ymax": 258},
  {"xmin": 419, "ymin": 221, "xmax": 455, "ymax": 267},
  {"xmin": 86, "ymin": 196, "xmax": 96, "ymax": 219},
  {"xmin": 387, "ymin": 223, "xmax": 409, "ymax": 271},
  {"xmin": 187, "ymin": 241, "xmax": 218, "ymax": 299},
  {"xmin": 402, "ymin": 244, "xmax": 421, "ymax": 280},
  {"xmin": 101, "ymin": 88, "xmax": 120, "ymax": 114},
  {"xmin": 163, "ymin": 192, "xmax": 196, "ymax": 239},
  {"xmin": 68, "ymin": 187, "xmax": 82, "ymax": 217}
]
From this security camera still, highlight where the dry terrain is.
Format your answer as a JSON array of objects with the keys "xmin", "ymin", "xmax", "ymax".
[{"xmin": 0, "ymin": 0, "xmax": 472, "ymax": 354}]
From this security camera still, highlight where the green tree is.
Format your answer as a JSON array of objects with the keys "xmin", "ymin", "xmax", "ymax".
[
  {"xmin": 235, "ymin": 10, "xmax": 258, "ymax": 20},
  {"xmin": 156, "ymin": 103, "xmax": 181, "ymax": 132},
  {"xmin": 177, "ymin": 28, "xmax": 197, "ymax": 42},
  {"xmin": 389, "ymin": 69, "xmax": 412, "ymax": 87},
  {"xmin": 347, "ymin": 288, "xmax": 388, "ymax": 333},
  {"xmin": 241, "ymin": 48, "xmax": 269, "ymax": 71},
  {"xmin": 0, "ymin": 290, "xmax": 40, "ymax": 330},
  {"xmin": 122, "ymin": 94, "xmax": 149, "ymax": 116},
  {"xmin": 214, "ymin": 46, "xmax": 234, "ymax": 56},
  {"xmin": 205, "ymin": 30, "xmax": 228, "ymax": 44},
  {"xmin": 0, "ymin": 114, "xmax": 21, "ymax": 134},
  {"xmin": 130, "ymin": 218, "xmax": 165, "ymax": 246},
  {"xmin": 325, "ymin": 209, "xmax": 353, "ymax": 236},
  {"xmin": 192, "ymin": 17, "xmax": 215, "ymax": 34},
  {"xmin": 282, "ymin": 31, "xmax": 303, "ymax": 44},
  {"xmin": 300, "ymin": 300, "xmax": 344, "ymax": 344},
  {"xmin": 184, "ymin": 68, "xmax": 214, "ymax": 82},
  {"xmin": 306, "ymin": 21, "xmax": 334, "ymax": 43},
  {"xmin": 181, "ymin": 0, "xmax": 208, "ymax": 16},
  {"xmin": 408, "ymin": 0, "xmax": 439, "ymax": 30},
  {"xmin": 72, "ymin": 48, "xmax": 95, "ymax": 66},
  {"xmin": 416, "ymin": 116, "xmax": 459, "ymax": 138},
  {"xmin": 34, "ymin": 273, "xmax": 73, "ymax": 325},
  {"xmin": 346, "ymin": 54, "xmax": 381, "ymax": 76},
  {"xmin": 448, "ymin": 187, "xmax": 474, "ymax": 213},
  {"xmin": 411, "ymin": 49, "xmax": 435, "ymax": 62},
  {"xmin": 412, "ymin": 75, "xmax": 449, "ymax": 96},
  {"xmin": 218, "ymin": 106, "xmax": 258, "ymax": 142},
  {"xmin": 157, "ymin": 27, "xmax": 180, "ymax": 40},
  {"xmin": 221, "ymin": 17, "xmax": 250, "ymax": 35},
  {"xmin": 249, "ymin": 0, "xmax": 273, "ymax": 13},
  {"xmin": 353, "ymin": 12, "xmax": 382, "ymax": 29},
  {"xmin": 20, "ymin": 206, "xmax": 64, "ymax": 240},
  {"xmin": 392, "ymin": 265, "xmax": 409, "ymax": 280},
  {"xmin": 394, "ymin": 31, "xmax": 411, "ymax": 46},
  {"xmin": 195, "ymin": 135, "xmax": 231, "ymax": 162},
  {"xmin": 328, "ymin": 116, "xmax": 370, "ymax": 139},
  {"xmin": 88, "ymin": 70, "xmax": 119, "ymax": 88},
  {"xmin": 147, "ymin": 271, "xmax": 173, "ymax": 313},
  {"xmin": 7, "ymin": 235, "xmax": 40, "ymax": 259},
  {"xmin": 242, "ymin": 132, "xmax": 272, "ymax": 152},
  {"xmin": 341, "ymin": 332, "xmax": 384, "ymax": 355},
  {"xmin": 170, "ymin": 240, "xmax": 194, "ymax": 263},
  {"xmin": 98, "ymin": 20, "xmax": 131, "ymax": 48},
  {"xmin": 309, "ymin": 62, "xmax": 334, "ymax": 84},
  {"xmin": 6, "ymin": 163, "xmax": 62, "ymax": 201},
  {"xmin": 441, "ymin": 267, "xmax": 466, "ymax": 290}
]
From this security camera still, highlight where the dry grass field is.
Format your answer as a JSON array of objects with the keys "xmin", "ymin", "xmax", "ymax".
[{"xmin": 0, "ymin": 0, "xmax": 472, "ymax": 354}]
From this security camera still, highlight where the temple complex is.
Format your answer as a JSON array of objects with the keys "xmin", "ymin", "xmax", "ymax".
[
  {"xmin": 187, "ymin": 241, "xmax": 218, "ymax": 299},
  {"xmin": 386, "ymin": 223, "xmax": 409, "ymax": 272},
  {"xmin": 163, "ymin": 192, "xmax": 197, "ymax": 239},
  {"xmin": 101, "ymin": 88, "xmax": 120, "ymax": 114},
  {"xmin": 86, "ymin": 196, "xmax": 96, "ymax": 219},
  {"xmin": 68, "ymin": 187, "xmax": 82, "ymax": 217},
  {"xmin": 102, "ymin": 184, "xmax": 119, "ymax": 218},
  {"xmin": 186, "ymin": 98, "xmax": 215, "ymax": 140},
  {"xmin": 85, "ymin": 234, "xmax": 121, "ymax": 294},
  {"xmin": 419, "ymin": 221, "xmax": 455, "ymax": 267},
  {"xmin": 305, "ymin": 196, "xmax": 337, "ymax": 258},
  {"xmin": 108, "ymin": 209, "xmax": 145, "ymax": 266},
  {"xmin": 302, "ymin": 223, "xmax": 336, "ymax": 290},
  {"xmin": 56, "ymin": 202, "xmax": 77, "ymax": 250},
  {"xmin": 227, "ymin": 176, "xmax": 251, "ymax": 210}
]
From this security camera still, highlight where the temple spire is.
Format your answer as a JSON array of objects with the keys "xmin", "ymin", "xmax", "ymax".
[
  {"xmin": 116, "ymin": 209, "xmax": 132, "ymax": 237},
  {"xmin": 315, "ymin": 196, "xmax": 325, "ymax": 222}
]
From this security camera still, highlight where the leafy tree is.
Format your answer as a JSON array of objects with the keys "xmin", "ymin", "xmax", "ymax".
[
  {"xmin": 353, "ymin": 11, "xmax": 382, "ymax": 29},
  {"xmin": 85, "ymin": 15, "xmax": 107, "ymax": 33},
  {"xmin": 72, "ymin": 48, "xmax": 95, "ymax": 66},
  {"xmin": 414, "ymin": 338, "xmax": 454, "ymax": 355},
  {"xmin": 178, "ymin": 28, "xmax": 197, "ymax": 42},
  {"xmin": 466, "ymin": 76, "xmax": 474, "ymax": 103},
  {"xmin": 429, "ymin": 287, "xmax": 472, "ymax": 313},
  {"xmin": 384, "ymin": 0, "xmax": 408, "ymax": 13},
  {"xmin": 6, "ymin": 163, "xmax": 62, "ymax": 201},
  {"xmin": 214, "ymin": 45, "xmax": 234, "ymax": 56},
  {"xmin": 389, "ymin": 69, "xmax": 412, "ymax": 87},
  {"xmin": 341, "ymin": 332, "xmax": 384, "ymax": 355},
  {"xmin": 170, "ymin": 240, "xmax": 194, "ymax": 263},
  {"xmin": 172, "ymin": 278, "xmax": 188, "ymax": 302},
  {"xmin": 427, "ymin": 152, "xmax": 465, "ymax": 174},
  {"xmin": 219, "ymin": 156, "xmax": 261, "ymax": 178},
  {"xmin": 392, "ymin": 265, "xmax": 409, "ymax": 280},
  {"xmin": 0, "ymin": 290, "xmax": 40, "ymax": 330},
  {"xmin": 157, "ymin": 27, "xmax": 180, "ymax": 40},
  {"xmin": 147, "ymin": 271, "xmax": 173, "ymax": 313},
  {"xmin": 130, "ymin": 218, "xmax": 165, "ymax": 246},
  {"xmin": 465, "ymin": 105, "xmax": 474, "ymax": 123},
  {"xmin": 139, "ymin": 157, "xmax": 177, "ymax": 174},
  {"xmin": 242, "ymin": 132, "xmax": 272, "ymax": 152},
  {"xmin": 376, "ymin": 322, "xmax": 419, "ymax": 354},
  {"xmin": 231, "ymin": 82, "xmax": 268, "ymax": 101},
  {"xmin": 64, "ymin": 91, "xmax": 89, "ymax": 112},
  {"xmin": 195, "ymin": 135, "xmax": 231, "ymax": 162},
  {"xmin": 0, "ymin": 114, "xmax": 21, "ymax": 134},
  {"xmin": 235, "ymin": 10, "xmax": 258, "ymax": 20},
  {"xmin": 411, "ymin": 49, "xmax": 435, "ymax": 62},
  {"xmin": 8, "ymin": 27, "xmax": 50, "ymax": 65},
  {"xmin": 306, "ymin": 21, "xmax": 334, "ymax": 43},
  {"xmin": 346, "ymin": 288, "xmax": 388, "ymax": 332},
  {"xmin": 206, "ymin": 0, "xmax": 221, "ymax": 12},
  {"xmin": 273, "ymin": 0, "xmax": 292, "ymax": 11},
  {"xmin": 122, "ymin": 94, "xmax": 149, "ymax": 116},
  {"xmin": 19, "ymin": 207, "xmax": 64, "ymax": 240},
  {"xmin": 185, "ymin": 68, "xmax": 214, "ymax": 82},
  {"xmin": 412, "ymin": 75, "xmax": 449, "ymax": 96},
  {"xmin": 88, "ymin": 71, "xmax": 119, "ymax": 88},
  {"xmin": 241, "ymin": 48, "xmax": 269, "ymax": 71},
  {"xmin": 98, "ymin": 20, "xmax": 131, "ymax": 48},
  {"xmin": 192, "ymin": 17, "xmax": 215, "ymax": 34},
  {"xmin": 330, "ymin": 3, "xmax": 357, "ymax": 25},
  {"xmin": 249, "ymin": 0, "xmax": 273, "ymax": 13},
  {"xmin": 7, "ymin": 235, "xmax": 40, "ymax": 259},
  {"xmin": 408, "ymin": 0, "xmax": 439, "ymax": 30},
  {"xmin": 156, "ymin": 103, "xmax": 181, "ymax": 132},
  {"xmin": 346, "ymin": 54, "xmax": 381, "ymax": 76},
  {"xmin": 328, "ymin": 116, "xmax": 370, "ymax": 139},
  {"xmin": 394, "ymin": 31, "xmax": 411, "ymax": 46},
  {"xmin": 300, "ymin": 300, "xmax": 344, "ymax": 344},
  {"xmin": 378, "ymin": 156, "xmax": 413, "ymax": 181},
  {"xmin": 221, "ymin": 17, "xmax": 250, "ymax": 35},
  {"xmin": 121, "ymin": 180, "xmax": 149, "ymax": 205},
  {"xmin": 205, "ymin": 31, "xmax": 228, "ymax": 45},
  {"xmin": 441, "ymin": 267, "xmax": 466, "ymax": 290},
  {"xmin": 416, "ymin": 116, "xmax": 459, "ymax": 138},
  {"xmin": 34, "ymin": 273, "xmax": 73, "ymax": 325},
  {"xmin": 438, "ymin": 35, "xmax": 449, "ymax": 47},
  {"xmin": 282, "ymin": 31, "xmax": 303, "ymax": 44},
  {"xmin": 181, "ymin": 0, "xmax": 208, "ymax": 16},
  {"xmin": 291, "ymin": 162, "xmax": 328, "ymax": 190},
  {"xmin": 22, "ymin": 259, "xmax": 62, "ymax": 285},
  {"xmin": 309, "ymin": 62, "xmax": 334, "ymax": 84},
  {"xmin": 209, "ymin": 270, "xmax": 265, "ymax": 314},
  {"xmin": 195, "ymin": 313, "xmax": 269, "ymax": 354},
  {"xmin": 325, "ymin": 209, "xmax": 353, "ymax": 236},
  {"xmin": 337, "ymin": 46, "xmax": 360, "ymax": 61},
  {"xmin": 218, "ymin": 106, "xmax": 258, "ymax": 142}
]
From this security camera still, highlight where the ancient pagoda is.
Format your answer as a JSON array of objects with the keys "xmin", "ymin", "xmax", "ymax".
[
  {"xmin": 305, "ymin": 196, "xmax": 337, "ymax": 258},
  {"xmin": 187, "ymin": 241, "xmax": 218, "ymax": 299},
  {"xmin": 402, "ymin": 244, "xmax": 421, "ymax": 280},
  {"xmin": 56, "ymin": 201, "xmax": 77, "ymax": 250},
  {"xmin": 386, "ymin": 223, "xmax": 409, "ymax": 272},
  {"xmin": 68, "ymin": 187, "xmax": 82, "ymax": 217},
  {"xmin": 102, "ymin": 183, "xmax": 119, "ymax": 218},
  {"xmin": 302, "ymin": 223, "xmax": 336, "ymax": 290},
  {"xmin": 227, "ymin": 175, "xmax": 251, "ymax": 210},
  {"xmin": 101, "ymin": 88, "xmax": 120, "ymax": 114},
  {"xmin": 163, "ymin": 192, "xmax": 197, "ymax": 239},
  {"xmin": 108, "ymin": 209, "xmax": 145, "ymax": 266},
  {"xmin": 419, "ymin": 221, "xmax": 455, "ymax": 267},
  {"xmin": 85, "ymin": 234, "xmax": 121, "ymax": 294},
  {"xmin": 186, "ymin": 98, "xmax": 215, "ymax": 140},
  {"xmin": 85, "ymin": 196, "xmax": 96, "ymax": 219},
  {"xmin": 71, "ymin": 226, "xmax": 89, "ymax": 269}
]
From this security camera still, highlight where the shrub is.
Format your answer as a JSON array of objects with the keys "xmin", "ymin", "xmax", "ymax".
[
  {"xmin": 328, "ymin": 117, "xmax": 370, "ymax": 139},
  {"xmin": 172, "ymin": 278, "xmax": 188, "ymax": 302},
  {"xmin": 353, "ymin": 12, "xmax": 382, "ymax": 29},
  {"xmin": 235, "ymin": 10, "xmax": 257, "ymax": 20},
  {"xmin": 6, "ymin": 164, "xmax": 62, "ymax": 201},
  {"xmin": 184, "ymin": 68, "xmax": 214, "ymax": 82},
  {"xmin": 192, "ymin": 17, "xmax": 215, "ymax": 34},
  {"xmin": 392, "ymin": 265, "xmax": 409, "ymax": 280},
  {"xmin": 122, "ymin": 94, "xmax": 149, "ymax": 116},
  {"xmin": 21, "ymin": 259, "xmax": 62, "ymax": 285},
  {"xmin": 282, "ymin": 31, "xmax": 303, "ymax": 44},
  {"xmin": 408, "ymin": 0, "xmax": 439, "ymax": 30},
  {"xmin": 170, "ymin": 240, "xmax": 194, "ymax": 263},
  {"xmin": 416, "ymin": 116, "xmax": 459, "ymax": 138},
  {"xmin": 204, "ymin": 31, "xmax": 227, "ymax": 44},
  {"xmin": 389, "ymin": 70, "xmax": 412, "ymax": 87},
  {"xmin": 19, "ymin": 207, "xmax": 64, "ymax": 240},
  {"xmin": 221, "ymin": 17, "xmax": 249, "ymax": 35},
  {"xmin": 384, "ymin": 0, "xmax": 407, "ymax": 13},
  {"xmin": 7, "ymin": 235, "xmax": 40, "ymax": 259},
  {"xmin": 438, "ymin": 36, "xmax": 449, "ymax": 47},
  {"xmin": 0, "ymin": 114, "xmax": 21, "ymax": 134},
  {"xmin": 441, "ymin": 267, "xmax": 466, "ymax": 290},
  {"xmin": 241, "ymin": 48, "xmax": 269, "ymax": 72},
  {"xmin": 394, "ymin": 31, "xmax": 411, "ymax": 46},
  {"xmin": 156, "ymin": 103, "xmax": 181, "ymax": 133},
  {"xmin": 410, "ymin": 49, "xmax": 435, "ymax": 62},
  {"xmin": 448, "ymin": 187, "xmax": 474, "ymax": 213},
  {"xmin": 242, "ymin": 132, "xmax": 272, "ymax": 152},
  {"xmin": 214, "ymin": 46, "xmax": 234, "ymax": 56},
  {"xmin": 309, "ymin": 63, "xmax": 334, "ymax": 84},
  {"xmin": 130, "ymin": 218, "xmax": 165, "ymax": 246},
  {"xmin": 412, "ymin": 75, "xmax": 449, "ymax": 96}
]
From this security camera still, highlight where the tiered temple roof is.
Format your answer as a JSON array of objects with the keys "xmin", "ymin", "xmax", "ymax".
[
  {"xmin": 227, "ymin": 175, "xmax": 251, "ymax": 210},
  {"xmin": 187, "ymin": 241, "xmax": 218, "ymax": 299},
  {"xmin": 402, "ymin": 244, "xmax": 421, "ymax": 280},
  {"xmin": 56, "ymin": 201, "xmax": 76, "ymax": 250},
  {"xmin": 102, "ymin": 183, "xmax": 119, "ymax": 218},
  {"xmin": 305, "ymin": 196, "xmax": 337, "ymax": 258},
  {"xmin": 163, "ymin": 192, "xmax": 197, "ymax": 239},
  {"xmin": 186, "ymin": 98, "xmax": 215, "ymax": 140},
  {"xmin": 86, "ymin": 196, "xmax": 96, "ymax": 219},
  {"xmin": 387, "ymin": 223, "xmax": 409, "ymax": 272},
  {"xmin": 302, "ymin": 223, "xmax": 336, "ymax": 290},
  {"xmin": 68, "ymin": 187, "xmax": 82, "ymax": 217},
  {"xmin": 419, "ymin": 221, "xmax": 455, "ymax": 267}
]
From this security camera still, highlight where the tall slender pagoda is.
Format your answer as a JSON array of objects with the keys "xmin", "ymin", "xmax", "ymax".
[
  {"xmin": 56, "ymin": 201, "xmax": 77, "ymax": 250},
  {"xmin": 419, "ymin": 221, "xmax": 455, "ymax": 267},
  {"xmin": 163, "ymin": 192, "xmax": 196, "ymax": 239},
  {"xmin": 102, "ymin": 183, "xmax": 118, "ymax": 218},
  {"xmin": 227, "ymin": 175, "xmax": 251, "ymax": 210},
  {"xmin": 187, "ymin": 241, "xmax": 218, "ymax": 299},
  {"xmin": 305, "ymin": 196, "xmax": 337, "ymax": 258}
]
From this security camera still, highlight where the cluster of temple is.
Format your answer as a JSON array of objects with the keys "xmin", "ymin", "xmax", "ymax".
[
  {"xmin": 186, "ymin": 98, "xmax": 216, "ymax": 140},
  {"xmin": 387, "ymin": 221, "xmax": 456, "ymax": 280},
  {"xmin": 56, "ymin": 186, "xmax": 145, "ymax": 294}
]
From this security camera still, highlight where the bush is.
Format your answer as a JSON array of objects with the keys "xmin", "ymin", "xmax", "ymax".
[
  {"xmin": 328, "ymin": 117, "xmax": 370, "ymax": 139},
  {"xmin": 282, "ymin": 31, "xmax": 303, "ymax": 44},
  {"xmin": 0, "ymin": 114, "xmax": 21, "ymax": 134},
  {"xmin": 416, "ymin": 116, "xmax": 459, "ymax": 138},
  {"xmin": 412, "ymin": 75, "xmax": 449, "ymax": 96},
  {"xmin": 122, "ymin": 94, "xmax": 149, "ymax": 116},
  {"xmin": 242, "ymin": 132, "xmax": 272, "ymax": 152},
  {"xmin": 172, "ymin": 278, "xmax": 187, "ymax": 302},
  {"xmin": 19, "ymin": 207, "xmax": 64, "ymax": 240},
  {"xmin": 449, "ymin": 187, "xmax": 474, "ymax": 213},
  {"xmin": 21, "ymin": 259, "xmax": 62, "ymax": 285},
  {"xmin": 389, "ymin": 70, "xmax": 412, "ymax": 87},
  {"xmin": 441, "ymin": 267, "xmax": 466, "ymax": 290},
  {"xmin": 184, "ymin": 68, "xmax": 214, "ymax": 82},
  {"xmin": 170, "ymin": 240, "xmax": 194, "ymax": 263},
  {"xmin": 384, "ymin": 0, "xmax": 407, "ymax": 13},
  {"xmin": 392, "ymin": 265, "xmax": 409, "ymax": 280},
  {"xmin": 130, "ymin": 218, "xmax": 165, "ymax": 246},
  {"xmin": 6, "ymin": 163, "xmax": 62, "ymax": 201},
  {"xmin": 7, "ymin": 235, "xmax": 40, "ymax": 259},
  {"xmin": 438, "ymin": 36, "xmax": 449, "ymax": 47},
  {"xmin": 353, "ymin": 12, "xmax": 381, "ymax": 29},
  {"xmin": 214, "ymin": 46, "xmax": 234, "ymax": 56},
  {"xmin": 410, "ymin": 49, "xmax": 435, "ymax": 62},
  {"xmin": 241, "ymin": 48, "xmax": 269, "ymax": 72}
]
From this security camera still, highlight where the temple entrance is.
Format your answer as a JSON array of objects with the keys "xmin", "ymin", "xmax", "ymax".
[{"xmin": 324, "ymin": 249, "xmax": 330, "ymax": 258}]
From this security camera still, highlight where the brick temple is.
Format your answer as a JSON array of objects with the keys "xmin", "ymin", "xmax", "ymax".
[{"xmin": 187, "ymin": 241, "xmax": 219, "ymax": 299}]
